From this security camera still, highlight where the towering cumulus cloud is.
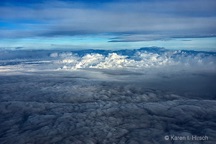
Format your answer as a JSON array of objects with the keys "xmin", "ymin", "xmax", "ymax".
[
  {"xmin": 0, "ymin": 48, "xmax": 216, "ymax": 144},
  {"xmin": 55, "ymin": 48, "xmax": 216, "ymax": 71}
]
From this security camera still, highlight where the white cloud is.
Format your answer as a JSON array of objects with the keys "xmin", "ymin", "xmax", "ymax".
[
  {"xmin": 1, "ymin": 48, "xmax": 215, "ymax": 76},
  {"xmin": 54, "ymin": 50, "xmax": 216, "ymax": 72}
]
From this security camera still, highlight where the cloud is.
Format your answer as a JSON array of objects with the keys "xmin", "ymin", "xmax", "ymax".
[
  {"xmin": 0, "ymin": 47, "xmax": 216, "ymax": 143},
  {"xmin": 0, "ymin": 0, "xmax": 216, "ymax": 40},
  {"xmin": 51, "ymin": 48, "xmax": 216, "ymax": 72},
  {"xmin": 1, "ymin": 48, "xmax": 216, "ymax": 73},
  {"xmin": 109, "ymin": 34, "xmax": 216, "ymax": 42},
  {"xmin": 0, "ymin": 73, "xmax": 216, "ymax": 143}
]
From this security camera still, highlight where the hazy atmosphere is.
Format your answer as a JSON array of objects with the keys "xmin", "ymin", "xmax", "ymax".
[{"xmin": 0, "ymin": 0, "xmax": 216, "ymax": 144}]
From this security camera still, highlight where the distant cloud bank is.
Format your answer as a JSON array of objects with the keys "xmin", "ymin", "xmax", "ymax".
[{"xmin": 0, "ymin": 48, "xmax": 215, "ymax": 73}]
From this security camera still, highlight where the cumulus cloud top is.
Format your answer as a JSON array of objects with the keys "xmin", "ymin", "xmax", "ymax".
[
  {"xmin": 51, "ymin": 48, "xmax": 216, "ymax": 71},
  {"xmin": 0, "ymin": 48, "xmax": 216, "ymax": 76}
]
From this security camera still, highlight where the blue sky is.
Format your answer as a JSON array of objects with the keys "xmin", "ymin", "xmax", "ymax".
[{"xmin": 0, "ymin": 0, "xmax": 216, "ymax": 51}]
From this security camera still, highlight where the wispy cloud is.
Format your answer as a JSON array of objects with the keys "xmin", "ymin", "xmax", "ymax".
[{"xmin": 0, "ymin": 0, "xmax": 216, "ymax": 41}]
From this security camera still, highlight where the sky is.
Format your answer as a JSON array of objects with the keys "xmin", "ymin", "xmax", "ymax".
[
  {"xmin": 0, "ymin": 0, "xmax": 216, "ymax": 51},
  {"xmin": 0, "ymin": 1, "xmax": 216, "ymax": 143}
]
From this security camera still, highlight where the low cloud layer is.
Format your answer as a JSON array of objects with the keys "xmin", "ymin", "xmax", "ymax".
[
  {"xmin": 0, "ymin": 48, "xmax": 216, "ymax": 143},
  {"xmin": 0, "ymin": 74, "xmax": 216, "ymax": 144}
]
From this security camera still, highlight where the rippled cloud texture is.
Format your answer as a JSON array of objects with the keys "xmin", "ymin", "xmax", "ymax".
[{"xmin": 0, "ymin": 48, "xmax": 216, "ymax": 144}]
